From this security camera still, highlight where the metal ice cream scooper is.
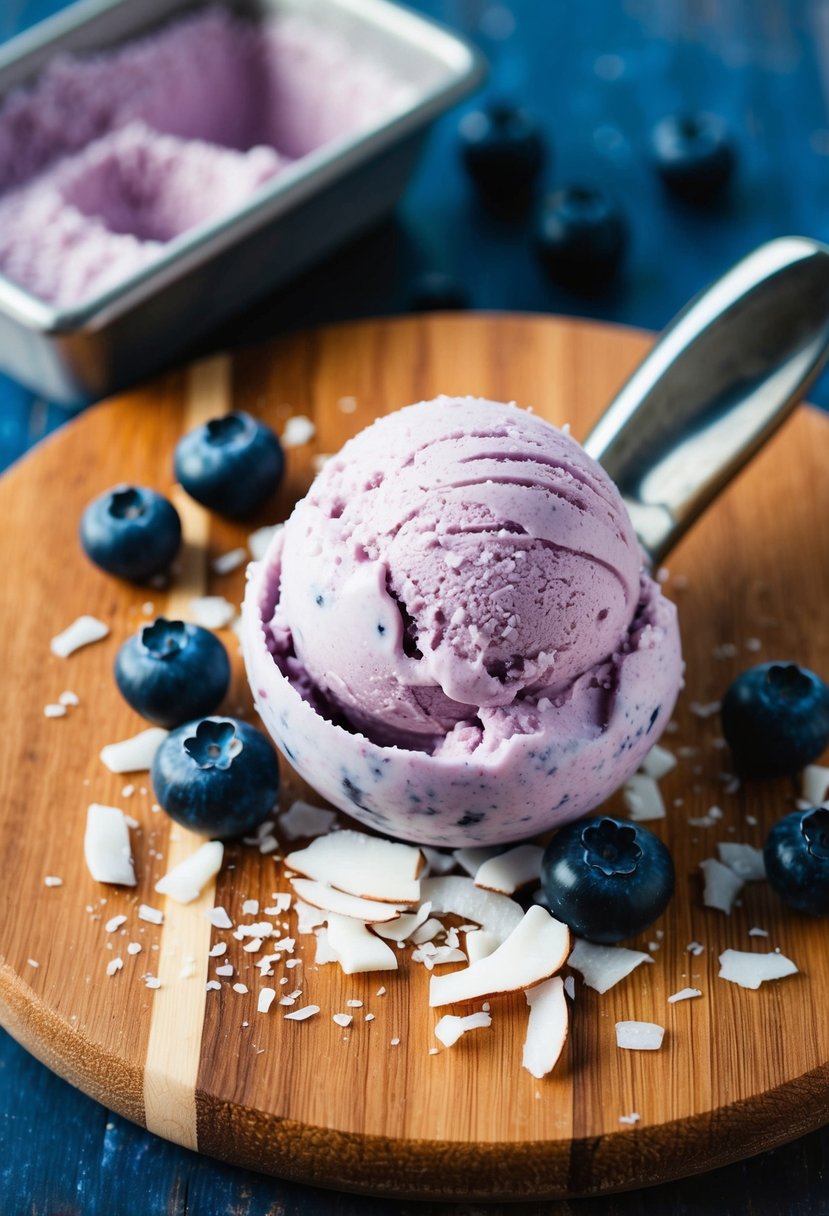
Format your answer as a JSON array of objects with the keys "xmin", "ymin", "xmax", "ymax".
[{"xmin": 583, "ymin": 236, "xmax": 829, "ymax": 567}]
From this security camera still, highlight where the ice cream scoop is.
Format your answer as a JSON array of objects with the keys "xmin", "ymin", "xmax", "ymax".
[{"xmin": 243, "ymin": 237, "xmax": 829, "ymax": 846}]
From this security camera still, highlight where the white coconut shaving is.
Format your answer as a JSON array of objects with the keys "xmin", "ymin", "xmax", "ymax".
[
  {"xmin": 716, "ymin": 842, "xmax": 766, "ymax": 882},
  {"xmin": 640, "ymin": 743, "xmax": 677, "ymax": 780},
  {"xmin": 99, "ymin": 728, "xmax": 168, "ymax": 774},
  {"xmin": 50, "ymin": 615, "xmax": 109, "ymax": 657},
  {"xmin": 434, "ymin": 1010, "xmax": 492, "ymax": 1048},
  {"xmin": 420, "ymin": 877, "xmax": 523, "ymax": 943},
  {"xmin": 284, "ymin": 1005, "xmax": 320, "ymax": 1022},
  {"xmin": 106, "ymin": 957, "xmax": 123, "ymax": 977},
  {"xmin": 281, "ymin": 415, "xmax": 316, "ymax": 448},
  {"xmin": 700, "ymin": 858, "xmax": 744, "ymax": 913},
  {"xmin": 332, "ymin": 1012, "xmax": 353, "ymax": 1028},
  {"xmin": 473, "ymin": 844, "xmax": 543, "ymax": 894},
  {"xmin": 373, "ymin": 902, "xmax": 433, "ymax": 942},
  {"xmin": 257, "ymin": 988, "xmax": 276, "ymax": 1014},
  {"xmin": 616, "ymin": 1021, "xmax": 665, "ymax": 1051},
  {"xmin": 155, "ymin": 841, "xmax": 223, "ymax": 904},
  {"xmin": 522, "ymin": 976, "xmax": 568, "ymax": 1078},
  {"xmin": 567, "ymin": 939, "xmax": 654, "ymax": 993},
  {"xmin": 188, "ymin": 596, "xmax": 236, "ymax": 629},
  {"xmin": 138, "ymin": 904, "xmax": 164, "ymax": 925},
  {"xmin": 290, "ymin": 878, "xmax": 404, "ymax": 923},
  {"xmin": 207, "ymin": 906, "xmax": 233, "ymax": 929},
  {"xmin": 285, "ymin": 830, "xmax": 422, "ymax": 904},
  {"xmin": 622, "ymin": 773, "xmax": 666, "ymax": 822},
  {"xmin": 619, "ymin": 1112, "xmax": 641, "ymax": 1125},
  {"xmin": 278, "ymin": 800, "xmax": 337, "ymax": 841},
  {"xmin": 105, "ymin": 914, "xmax": 127, "ymax": 933},
  {"xmin": 325, "ymin": 913, "xmax": 398, "ymax": 974},
  {"xmin": 667, "ymin": 987, "xmax": 702, "ymax": 1004},
  {"xmin": 44, "ymin": 704, "xmax": 67, "ymax": 718},
  {"xmin": 465, "ymin": 929, "xmax": 500, "ymax": 964},
  {"xmin": 84, "ymin": 804, "xmax": 136, "ymax": 886},
  {"xmin": 718, "ymin": 949, "xmax": 798, "ymax": 989},
  {"xmin": 211, "ymin": 548, "xmax": 247, "ymax": 575},
  {"xmin": 802, "ymin": 764, "xmax": 829, "ymax": 806},
  {"xmin": 294, "ymin": 899, "xmax": 326, "ymax": 934}
]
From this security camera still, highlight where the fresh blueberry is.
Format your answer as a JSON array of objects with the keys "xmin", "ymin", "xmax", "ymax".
[
  {"xmin": 151, "ymin": 716, "xmax": 280, "ymax": 838},
  {"xmin": 409, "ymin": 271, "xmax": 469, "ymax": 312},
  {"xmin": 721, "ymin": 662, "xmax": 829, "ymax": 778},
  {"xmin": 651, "ymin": 112, "xmax": 735, "ymax": 204},
  {"xmin": 114, "ymin": 618, "xmax": 230, "ymax": 728},
  {"xmin": 80, "ymin": 485, "xmax": 181, "ymax": 582},
  {"xmin": 540, "ymin": 816, "xmax": 674, "ymax": 944},
  {"xmin": 459, "ymin": 101, "xmax": 545, "ymax": 214},
  {"xmin": 534, "ymin": 186, "xmax": 627, "ymax": 292},
  {"xmin": 174, "ymin": 411, "xmax": 284, "ymax": 519},
  {"xmin": 764, "ymin": 807, "xmax": 829, "ymax": 916}
]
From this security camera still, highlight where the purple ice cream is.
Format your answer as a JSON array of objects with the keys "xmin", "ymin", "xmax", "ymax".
[
  {"xmin": 242, "ymin": 398, "xmax": 683, "ymax": 847},
  {"xmin": 0, "ymin": 7, "xmax": 412, "ymax": 306}
]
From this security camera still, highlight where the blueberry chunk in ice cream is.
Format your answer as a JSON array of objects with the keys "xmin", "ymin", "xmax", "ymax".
[{"xmin": 242, "ymin": 397, "xmax": 683, "ymax": 846}]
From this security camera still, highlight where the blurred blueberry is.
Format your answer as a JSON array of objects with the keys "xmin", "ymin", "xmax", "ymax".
[
  {"xmin": 534, "ymin": 186, "xmax": 627, "ymax": 292},
  {"xmin": 459, "ymin": 101, "xmax": 546, "ymax": 214},
  {"xmin": 409, "ymin": 271, "xmax": 469, "ymax": 312},
  {"xmin": 651, "ymin": 112, "xmax": 736, "ymax": 204}
]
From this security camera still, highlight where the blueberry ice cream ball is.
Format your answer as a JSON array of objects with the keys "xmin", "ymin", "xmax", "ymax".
[
  {"xmin": 174, "ymin": 411, "xmax": 284, "ymax": 518},
  {"xmin": 152, "ymin": 717, "xmax": 280, "ymax": 838},
  {"xmin": 115, "ymin": 618, "xmax": 231, "ymax": 728},
  {"xmin": 80, "ymin": 485, "xmax": 181, "ymax": 582},
  {"xmin": 764, "ymin": 807, "xmax": 829, "ymax": 916},
  {"xmin": 721, "ymin": 662, "xmax": 829, "ymax": 778}
]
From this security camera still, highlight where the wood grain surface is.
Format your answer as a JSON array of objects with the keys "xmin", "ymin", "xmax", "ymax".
[{"xmin": 0, "ymin": 315, "xmax": 827, "ymax": 1202}]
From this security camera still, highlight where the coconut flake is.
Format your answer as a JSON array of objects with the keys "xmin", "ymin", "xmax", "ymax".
[
  {"xmin": 84, "ymin": 804, "xmax": 136, "ymax": 886},
  {"xmin": 689, "ymin": 700, "xmax": 721, "ymax": 718},
  {"xmin": 294, "ymin": 898, "xmax": 326, "ymax": 934},
  {"xmin": 314, "ymin": 927, "xmax": 338, "ymax": 965},
  {"xmin": 420, "ymin": 877, "xmax": 523, "ymax": 944},
  {"xmin": 619, "ymin": 1112, "xmax": 641, "ymax": 1125},
  {"xmin": 284, "ymin": 1004, "xmax": 320, "ymax": 1021},
  {"xmin": 281, "ymin": 415, "xmax": 316, "ymax": 448},
  {"xmin": 285, "ymin": 830, "xmax": 422, "ymax": 904},
  {"xmin": 567, "ymin": 939, "xmax": 653, "ymax": 994},
  {"xmin": 264, "ymin": 893, "xmax": 292, "ymax": 915},
  {"xmin": 127, "ymin": 942, "xmax": 141, "ymax": 956},
  {"xmin": 453, "ymin": 845, "xmax": 502, "ymax": 877},
  {"xmin": 155, "ymin": 841, "xmax": 223, "ymax": 904},
  {"xmin": 106, "ymin": 957, "xmax": 123, "ymax": 977},
  {"xmin": 138, "ymin": 903, "xmax": 164, "ymax": 925},
  {"xmin": 215, "ymin": 964, "xmax": 234, "ymax": 977},
  {"xmin": 44, "ymin": 703, "xmax": 67, "ymax": 718},
  {"xmin": 233, "ymin": 983, "xmax": 249, "ymax": 995},
  {"xmin": 211, "ymin": 548, "xmax": 247, "ymax": 575},
  {"xmin": 207, "ymin": 906, "xmax": 233, "ymax": 929},
  {"xmin": 105, "ymin": 914, "xmax": 127, "ymax": 933},
  {"xmin": 622, "ymin": 773, "xmax": 666, "ymax": 822},
  {"xmin": 616, "ymin": 1021, "xmax": 665, "ymax": 1051},
  {"xmin": 411, "ymin": 918, "xmax": 445, "ymax": 944},
  {"xmin": 522, "ymin": 975, "xmax": 568, "ymax": 1078},
  {"xmin": 464, "ymin": 929, "xmax": 499, "ymax": 964},
  {"xmin": 145, "ymin": 976, "xmax": 162, "ymax": 990},
  {"xmin": 473, "ymin": 844, "xmax": 543, "ymax": 894},
  {"xmin": 687, "ymin": 941, "xmax": 705, "ymax": 957},
  {"xmin": 748, "ymin": 926, "xmax": 769, "ymax": 938},
  {"xmin": 99, "ymin": 728, "xmax": 167, "ymax": 774},
  {"xmin": 188, "ymin": 596, "xmax": 236, "ymax": 629},
  {"xmin": 290, "ymin": 878, "xmax": 405, "ymax": 923},
  {"xmin": 205, "ymin": 980, "xmax": 221, "ymax": 991},
  {"xmin": 279, "ymin": 800, "xmax": 337, "ymax": 841},
  {"xmin": 667, "ymin": 987, "xmax": 702, "ymax": 1004},
  {"xmin": 326, "ymin": 913, "xmax": 398, "ymax": 974},
  {"xmin": 430, "ymin": 906, "xmax": 569, "ymax": 1008},
  {"xmin": 50, "ymin": 615, "xmax": 109, "ymax": 657},
  {"xmin": 44, "ymin": 875, "xmax": 63, "ymax": 888},
  {"xmin": 802, "ymin": 764, "xmax": 829, "ymax": 806},
  {"xmin": 412, "ymin": 942, "xmax": 467, "ymax": 971},
  {"xmin": 718, "ymin": 949, "xmax": 799, "ymax": 989},
  {"xmin": 257, "ymin": 988, "xmax": 276, "ymax": 1014},
  {"xmin": 333, "ymin": 1012, "xmax": 353, "ymax": 1028},
  {"xmin": 700, "ymin": 858, "xmax": 744, "ymax": 914},
  {"xmin": 247, "ymin": 524, "xmax": 283, "ymax": 562},
  {"xmin": 716, "ymin": 842, "xmax": 766, "ymax": 882},
  {"xmin": 640, "ymin": 743, "xmax": 677, "ymax": 780},
  {"xmin": 434, "ymin": 1010, "xmax": 492, "ymax": 1048},
  {"xmin": 373, "ymin": 902, "xmax": 432, "ymax": 942},
  {"xmin": 58, "ymin": 690, "xmax": 79, "ymax": 707}
]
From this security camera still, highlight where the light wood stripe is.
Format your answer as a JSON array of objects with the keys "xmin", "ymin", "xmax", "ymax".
[{"xmin": 143, "ymin": 355, "xmax": 232, "ymax": 1147}]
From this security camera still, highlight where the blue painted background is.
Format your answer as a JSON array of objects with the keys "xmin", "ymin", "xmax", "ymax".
[{"xmin": 2, "ymin": 2, "xmax": 829, "ymax": 1212}]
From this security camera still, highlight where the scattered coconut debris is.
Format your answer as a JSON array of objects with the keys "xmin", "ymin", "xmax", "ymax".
[
  {"xmin": 700, "ymin": 858, "xmax": 744, "ymax": 914},
  {"xmin": 619, "ymin": 1112, "xmax": 641, "ymax": 1125},
  {"xmin": 105, "ymin": 914, "xmax": 127, "ymax": 933},
  {"xmin": 84, "ymin": 804, "xmax": 136, "ymax": 886},
  {"xmin": 688, "ymin": 806, "xmax": 724, "ymax": 828},
  {"xmin": 568, "ymin": 939, "xmax": 653, "ymax": 994},
  {"xmin": 211, "ymin": 548, "xmax": 247, "ymax": 575},
  {"xmin": 247, "ymin": 524, "xmax": 283, "ymax": 562},
  {"xmin": 434, "ymin": 1010, "xmax": 492, "ymax": 1048},
  {"xmin": 616, "ymin": 1021, "xmax": 665, "ymax": 1051},
  {"xmin": 346, "ymin": 999, "xmax": 363, "ymax": 1008},
  {"xmin": 155, "ymin": 841, "xmax": 223, "ymax": 904},
  {"xmin": 99, "ymin": 728, "xmax": 168, "ymax": 774},
  {"xmin": 326, "ymin": 913, "xmax": 398, "ymax": 974},
  {"xmin": 802, "ymin": 765, "xmax": 829, "ymax": 806},
  {"xmin": 290, "ymin": 878, "xmax": 405, "ymax": 923},
  {"xmin": 145, "ymin": 976, "xmax": 162, "ymax": 990},
  {"xmin": 716, "ymin": 842, "xmax": 766, "ymax": 882},
  {"xmin": 207, "ymin": 906, "xmax": 233, "ymax": 930},
  {"xmin": 285, "ymin": 830, "xmax": 422, "ymax": 904},
  {"xmin": 294, "ymin": 899, "xmax": 326, "ymax": 934},
  {"xmin": 667, "ymin": 988, "xmax": 702, "ymax": 1004},
  {"xmin": 58, "ymin": 690, "xmax": 79, "ymax": 707},
  {"xmin": 208, "ymin": 942, "xmax": 227, "ymax": 957},
  {"xmin": 206, "ymin": 980, "xmax": 221, "ymax": 992},
  {"xmin": 106, "ymin": 957, "xmax": 123, "ymax": 977},
  {"xmin": 188, "ymin": 596, "xmax": 236, "ymax": 630},
  {"xmin": 748, "ymin": 927, "xmax": 769, "ymax": 938},
  {"xmin": 689, "ymin": 701, "xmax": 721, "ymax": 719},
  {"xmin": 523, "ymin": 976, "xmax": 568, "ymax": 1078},
  {"xmin": 44, "ymin": 875, "xmax": 64, "ymax": 888},
  {"xmin": 265, "ymin": 893, "xmax": 292, "ymax": 915},
  {"xmin": 127, "ymin": 943, "xmax": 142, "ymax": 956},
  {"xmin": 278, "ymin": 800, "xmax": 337, "ymax": 841},
  {"xmin": 257, "ymin": 988, "xmax": 277, "ymax": 1014},
  {"xmin": 421, "ymin": 877, "xmax": 523, "ymax": 943},
  {"xmin": 138, "ymin": 904, "xmax": 164, "ymax": 926},
  {"xmin": 50, "ymin": 615, "xmax": 109, "ymax": 657},
  {"xmin": 233, "ymin": 983, "xmax": 249, "ymax": 995},
  {"xmin": 453, "ymin": 845, "xmax": 502, "ymax": 877},
  {"xmin": 44, "ymin": 703, "xmax": 67, "ymax": 719},
  {"xmin": 718, "ymin": 949, "xmax": 798, "ymax": 989},
  {"xmin": 242, "ymin": 899, "xmax": 259, "ymax": 916},
  {"xmin": 332, "ymin": 1012, "xmax": 353, "ymax": 1028},
  {"xmin": 284, "ymin": 1005, "xmax": 320, "ymax": 1022},
  {"xmin": 27, "ymin": 959, "xmax": 39, "ymax": 969},
  {"xmin": 713, "ymin": 643, "xmax": 738, "ymax": 659},
  {"xmin": 216, "ymin": 964, "xmax": 234, "ymax": 977},
  {"xmin": 640, "ymin": 744, "xmax": 677, "ymax": 780},
  {"xmin": 622, "ymin": 773, "xmax": 666, "ymax": 822},
  {"xmin": 430, "ymin": 906, "xmax": 569, "ymax": 1008},
  {"xmin": 373, "ymin": 902, "xmax": 433, "ymax": 943},
  {"xmin": 281, "ymin": 415, "xmax": 316, "ymax": 448},
  {"xmin": 412, "ymin": 942, "xmax": 467, "ymax": 971},
  {"xmin": 473, "ymin": 844, "xmax": 543, "ymax": 894}
]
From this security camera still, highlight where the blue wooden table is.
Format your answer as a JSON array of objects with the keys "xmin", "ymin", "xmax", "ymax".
[{"xmin": 3, "ymin": 3, "xmax": 829, "ymax": 1212}]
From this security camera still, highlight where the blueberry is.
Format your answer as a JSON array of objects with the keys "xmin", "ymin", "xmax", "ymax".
[
  {"xmin": 174, "ymin": 411, "xmax": 283, "ymax": 519},
  {"xmin": 151, "ymin": 716, "xmax": 280, "ymax": 838},
  {"xmin": 80, "ymin": 485, "xmax": 181, "ymax": 582},
  {"xmin": 764, "ymin": 807, "xmax": 829, "ymax": 916},
  {"xmin": 115, "ymin": 618, "xmax": 231, "ymax": 728},
  {"xmin": 540, "ymin": 816, "xmax": 674, "ymax": 944},
  {"xmin": 534, "ymin": 186, "xmax": 627, "ymax": 292},
  {"xmin": 651, "ymin": 112, "xmax": 735, "ymax": 204},
  {"xmin": 409, "ymin": 271, "xmax": 469, "ymax": 312},
  {"xmin": 721, "ymin": 662, "xmax": 829, "ymax": 778},
  {"xmin": 459, "ymin": 102, "xmax": 545, "ymax": 214}
]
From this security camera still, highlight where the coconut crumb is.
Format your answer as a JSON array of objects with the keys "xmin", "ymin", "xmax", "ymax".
[
  {"xmin": 667, "ymin": 987, "xmax": 702, "ymax": 1004},
  {"xmin": 616, "ymin": 1021, "xmax": 664, "ymax": 1051},
  {"xmin": 333, "ymin": 1012, "xmax": 353, "ymax": 1028},
  {"xmin": 138, "ymin": 904, "xmax": 164, "ymax": 925},
  {"xmin": 50, "ymin": 615, "xmax": 109, "ymax": 657},
  {"xmin": 44, "ymin": 876, "xmax": 63, "ymax": 888},
  {"xmin": 619, "ymin": 1112, "xmax": 641, "ymax": 1125},
  {"xmin": 207, "ymin": 906, "xmax": 233, "ymax": 930},
  {"xmin": 211, "ymin": 548, "xmax": 247, "ymax": 575},
  {"xmin": 284, "ymin": 1005, "xmax": 320, "ymax": 1022}
]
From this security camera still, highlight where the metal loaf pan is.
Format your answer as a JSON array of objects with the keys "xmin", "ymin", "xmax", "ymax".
[{"xmin": 0, "ymin": 0, "xmax": 484, "ymax": 405}]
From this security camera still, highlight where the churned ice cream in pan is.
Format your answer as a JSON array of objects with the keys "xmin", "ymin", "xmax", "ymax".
[
  {"xmin": 0, "ymin": 6, "xmax": 411, "ymax": 307},
  {"xmin": 243, "ymin": 397, "xmax": 683, "ymax": 847}
]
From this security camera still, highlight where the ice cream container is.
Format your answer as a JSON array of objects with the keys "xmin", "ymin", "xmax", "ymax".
[{"xmin": 0, "ymin": 0, "xmax": 484, "ymax": 405}]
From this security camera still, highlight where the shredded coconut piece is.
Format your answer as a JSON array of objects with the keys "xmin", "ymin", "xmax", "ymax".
[
  {"xmin": 155, "ymin": 841, "xmax": 223, "ymax": 904},
  {"xmin": 127, "ymin": 942, "xmax": 141, "ymax": 956},
  {"xmin": 205, "ymin": 980, "xmax": 221, "ymax": 991},
  {"xmin": 208, "ymin": 942, "xmax": 227, "ymax": 957},
  {"xmin": 568, "ymin": 939, "xmax": 653, "ymax": 993},
  {"xmin": 619, "ymin": 1112, "xmax": 641, "ymax": 1125},
  {"xmin": 44, "ymin": 703, "xmax": 67, "ymax": 718},
  {"xmin": 105, "ymin": 914, "xmax": 127, "ymax": 933},
  {"xmin": 215, "ymin": 964, "xmax": 234, "ymax": 977},
  {"xmin": 279, "ymin": 799, "xmax": 337, "ymax": 840},
  {"xmin": 145, "ymin": 976, "xmax": 162, "ymax": 990},
  {"xmin": 667, "ymin": 987, "xmax": 702, "ymax": 1004},
  {"xmin": 716, "ymin": 842, "xmax": 765, "ymax": 881},
  {"xmin": 474, "ymin": 844, "xmax": 543, "ymax": 894},
  {"xmin": 700, "ymin": 858, "xmax": 744, "ymax": 914},
  {"xmin": 258, "ymin": 988, "xmax": 276, "ymax": 1014},
  {"xmin": 138, "ymin": 904, "xmax": 164, "ymax": 925},
  {"xmin": 282, "ymin": 415, "xmax": 316, "ymax": 448},
  {"xmin": 434, "ymin": 1010, "xmax": 492, "ymax": 1048},
  {"xmin": 748, "ymin": 926, "xmax": 769, "ymax": 938},
  {"xmin": 616, "ymin": 1021, "xmax": 664, "ymax": 1050},
  {"xmin": 623, "ymin": 773, "xmax": 666, "ymax": 822},
  {"xmin": 242, "ymin": 899, "xmax": 259, "ymax": 916},
  {"xmin": 211, "ymin": 547, "xmax": 247, "ymax": 575},
  {"xmin": 207, "ymin": 906, "xmax": 233, "ymax": 930},
  {"xmin": 106, "ymin": 957, "xmax": 123, "ymax": 977},
  {"xmin": 523, "ymin": 976, "xmax": 568, "ymax": 1077},
  {"xmin": 27, "ymin": 959, "xmax": 40, "ymax": 969},
  {"xmin": 333, "ymin": 1012, "xmax": 353, "ymax": 1028},
  {"xmin": 640, "ymin": 744, "xmax": 676, "ymax": 780},
  {"xmin": 188, "ymin": 596, "xmax": 236, "ymax": 629},
  {"xmin": 284, "ymin": 1005, "xmax": 320, "ymax": 1021},
  {"xmin": 50, "ymin": 615, "xmax": 109, "ymax": 657},
  {"xmin": 453, "ymin": 845, "xmax": 502, "ymax": 877},
  {"xmin": 687, "ymin": 941, "xmax": 705, "ymax": 956},
  {"xmin": 718, "ymin": 949, "xmax": 798, "ymax": 989},
  {"xmin": 44, "ymin": 875, "xmax": 63, "ymax": 888},
  {"xmin": 233, "ymin": 983, "xmax": 249, "ymax": 995},
  {"xmin": 58, "ymin": 689, "xmax": 80, "ymax": 707},
  {"xmin": 100, "ymin": 728, "xmax": 167, "ymax": 774}
]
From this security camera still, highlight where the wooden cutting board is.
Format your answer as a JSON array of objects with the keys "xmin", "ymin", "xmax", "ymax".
[{"xmin": 1, "ymin": 314, "xmax": 828, "ymax": 1202}]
